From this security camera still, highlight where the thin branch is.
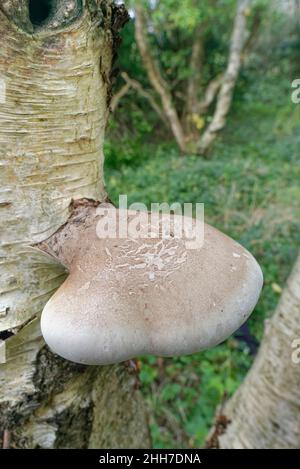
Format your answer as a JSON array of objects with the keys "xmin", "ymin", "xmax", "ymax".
[
  {"xmin": 121, "ymin": 72, "xmax": 166, "ymax": 124},
  {"xmin": 243, "ymin": 7, "xmax": 263, "ymax": 57},
  {"xmin": 110, "ymin": 82, "xmax": 131, "ymax": 113},
  {"xmin": 134, "ymin": 4, "xmax": 187, "ymax": 152},
  {"xmin": 197, "ymin": 0, "xmax": 252, "ymax": 155},
  {"xmin": 198, "ymin": 75, "xmax": 223, "ymax": 115}
]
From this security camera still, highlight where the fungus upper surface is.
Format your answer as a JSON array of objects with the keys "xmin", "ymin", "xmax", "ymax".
[{"xmin": 41, "ymin": 209, "xmax": 263, "ymax": 365}]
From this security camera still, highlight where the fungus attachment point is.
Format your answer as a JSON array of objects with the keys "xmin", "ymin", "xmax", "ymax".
[{"xmin": 41, "ymin": 208, "xmax": 263, "ymax": 365}]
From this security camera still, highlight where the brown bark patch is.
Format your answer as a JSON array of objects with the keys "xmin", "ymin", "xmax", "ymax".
[{"xmin": 205, "ymin": 414, "xmax": 231, "ymax": 449}]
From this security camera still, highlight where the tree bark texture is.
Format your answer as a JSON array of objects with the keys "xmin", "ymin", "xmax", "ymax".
[
  {"xmin": 209, "ymin": 255, "xmax": 300, "ymax": 449},
  {"xmin": 0, "ymin": 0, "xmax": 150, "ymax": 449}
]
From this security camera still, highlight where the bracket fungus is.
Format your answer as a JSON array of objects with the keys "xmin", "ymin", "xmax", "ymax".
[{"xmin": 41, "ymin": 205, "xmax": 263, "ymax": 365}]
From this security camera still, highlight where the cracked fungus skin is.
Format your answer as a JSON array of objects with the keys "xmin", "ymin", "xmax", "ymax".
[{"xmin": 41, "ymin": 209, "xmax": 264, "ymax": 365}]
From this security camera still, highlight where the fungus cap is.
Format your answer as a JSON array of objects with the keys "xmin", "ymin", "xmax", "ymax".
[{"xmin": 41, "ymin": 209, "xmax": 263, "ymax": 365}]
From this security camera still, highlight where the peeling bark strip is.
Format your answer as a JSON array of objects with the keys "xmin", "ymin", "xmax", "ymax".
[
  {"xmin": 0, "ymin": 0, "xmax": 149, "ymax": 448},
  {"xmin": 215, "ymin": 255, "xmax": 300, "ymax": 449}
]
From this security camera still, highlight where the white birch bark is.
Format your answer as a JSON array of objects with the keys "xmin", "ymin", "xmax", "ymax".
[
  {"xmin": 0, "ymin": 0, "xmax": 149, "ymax": 449},
  {"xmin": 208, "ymin": 255, "xmax": 300, "ymax": 449}
]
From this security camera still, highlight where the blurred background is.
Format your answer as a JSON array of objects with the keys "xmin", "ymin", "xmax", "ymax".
[{"xmin": 104, "ymin": 0, "xmax": 300, "ymax": 448}]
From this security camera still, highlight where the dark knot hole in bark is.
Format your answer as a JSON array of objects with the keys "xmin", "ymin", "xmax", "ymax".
[{"xmin": 29, "ymin": 0, "xmax": 53, "ymax": 26}]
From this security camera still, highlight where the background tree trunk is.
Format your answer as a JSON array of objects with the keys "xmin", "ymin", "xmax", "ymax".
[
  {"xmin": 197, "ymin": 0, "xmax": 251, "ymax": 154},
  {"xmin": 134, "ymin": 3, "xmax": 187, "ymax": 153},
  {"xmin": 207, "ymin": 254, "xmax": 300, "ymax": 449},
  {"xmin": 184, "ymin": 24, "xmax": 204, "ymax": 135},
  {"xmin": 132, "ymin": 1, "xmax": 253, "ymax": 156},
  {"xmin": 0, "ymin": 0, "xmax": 150, "ymax": 449}
]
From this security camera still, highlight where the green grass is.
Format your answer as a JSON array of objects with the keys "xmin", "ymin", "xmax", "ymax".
[{"xmin": 104, "ymin": 63, "xmax": 300, "ymax": 448}]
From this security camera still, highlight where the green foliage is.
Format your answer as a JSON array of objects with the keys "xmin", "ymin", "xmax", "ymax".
[
  {"xmin": 139, "ymin": 344, "xmax": 251, "ymax": 448},
  {"xmin": 119, "ymin": 1, "xmax": 232, "ymax": 105},
  {"xmin": 114, "ymin": 0, "xmax": 273, "ymax": 144},
  {"xmin": 106, "ymin": 51, "xmax": 300, "ymax": 447}
]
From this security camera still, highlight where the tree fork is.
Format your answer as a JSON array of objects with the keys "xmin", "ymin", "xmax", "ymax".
[{"xmin": 0, "ymin": 0, "xmax": 149, "ymax": 449}]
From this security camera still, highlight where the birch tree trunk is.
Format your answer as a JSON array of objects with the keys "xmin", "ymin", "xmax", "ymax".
[
  {"xmin": 208, "ymin": 255, "xmax": 300, "ymax": 449},
  {"xmin": 0, "ymin": 0, "xmax": 150, "ymax": 449}
]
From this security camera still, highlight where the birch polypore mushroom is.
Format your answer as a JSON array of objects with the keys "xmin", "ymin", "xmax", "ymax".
[{"xmin": 41, "ymin": 206, "xmax": 263, "ymax": 365}]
